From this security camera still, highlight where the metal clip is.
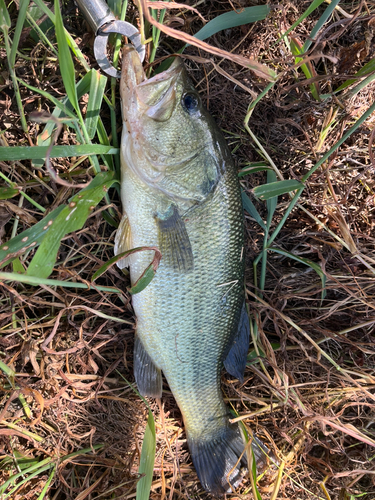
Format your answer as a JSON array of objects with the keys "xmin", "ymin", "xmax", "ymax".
[{"xmin": 76, "ymin": 0, "xmax": 145, "ymax": 78}]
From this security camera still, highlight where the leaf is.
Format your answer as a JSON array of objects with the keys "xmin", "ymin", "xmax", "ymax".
[
  {"xmin": 241, "ymin": 191, "xmax": 266, "ymax": 231},
  {"xmin": 12, "ymin": 258, "xmax": 25, "ymax": 274},
  {"xmin": 238, "ymin": 163, "xmax": 271, "ymax": 177},
  {"xmin": 85, "ymin": 70, "xmax": 107, "ymax": 140},
  {"xmin": 32, "ymin": 0, "xmax": 90, "ymax": 72},
  {"xmin": 347, "ymin": 70, "xmax": 375, "ymax": 98},
  {"xmin": 54, "ymin": 0, "xmax": 79, "ymax": 114},
  {"xmin": 0, "ymin": 0, "xmax": 10, "ymax": 31},
  {"xmin": 0, "ymin": 144, "xmax": 118, "ymax": 161},
  {"xmin": 142, "ymin": 0, "xmax": 276, "ymax": 81},
  {"xmin": 92, "ymin": 247, "xmax": 161, "ymax": 280},
  {"xmin": 24, "ymin": 3, "xmax": 55, "ymax": 45},
  {"xmin": 128, "ymin": 264, "xmax": 155, "ymax": 295},
  {"xmin": 193, "ymin": 5, "xmax": 270, "ymax": 41},
  {"xmin": 275, "ymin": 0, "xmax": 326, "ymax": 45},
  {"xmin": 18, "ymin": 79, "xmax": 78, "ymax": 120},
  {"xmin": 10, "ymin": 0, "xmax": 30, "ymax": 67},
  {"xmin": 302, "ymin": 0, "xmax": 341, "ymax": 52},
  {"xmin": 290, "ymin": 37, "xmax": 320, "ymax": 101},
  {"xmin": 37, "ymin": 466, "xmax": 56, "ymax": 500},
  {"xmin": 0, "ymin": 271, "xmax": 121, "ymax": 293},
  {"xmin": 0, "ymin": 206, "xmax": 65, "ymax": 268},
  {"xmin": 136, "ymin": 410, "xmax": 156, "ymax": 500},
  {"xmin": 27, "ymin": 171, "xmax": 117, "ymax": 278},
  {"xmin": 266, "ymin": 169, "xmax": 277, "ymax": 230},
  {"xmin": 97, "ymin": 117, "xmax": 114, "ymax": 170},
  {"xmin": 93, "ymin": 246, "xmax": 161, "ymax": 295},
  {"xmin": 335, "ymin": 57, "xmax": 375, "ymax": 93},
  {"xmin": 33, "ymin": 70, "xmax": 93, "ymax": 169},
  {"xmin": 253, "ymin": 180, "xmax": 304, "ymax": 200},
  {"xmin": 0, "ymin": 457, "xmax": 54, "ymax": 495},
  {"xmin": 269, "ymin": 247, "xmax": 326, "ymax": 300},
  {"xmin": 0, "ymin": 187, "xmax": 20, "ymax": 200}
]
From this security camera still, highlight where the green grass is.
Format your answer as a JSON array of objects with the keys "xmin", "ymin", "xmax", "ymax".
[{"xmin": 1, "ymin": 0, "xmax": 375, "ymax": 498}]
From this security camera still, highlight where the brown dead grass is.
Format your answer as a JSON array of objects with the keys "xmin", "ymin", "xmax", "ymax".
[{"xmin": 1, "ymin": 0, "xmax": 375, "ymax": 499}]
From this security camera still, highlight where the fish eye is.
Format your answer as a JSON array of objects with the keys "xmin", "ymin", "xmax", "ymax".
[{"xmin": 182, "ymin": 93, "xmax": 200, "ymax": 113}]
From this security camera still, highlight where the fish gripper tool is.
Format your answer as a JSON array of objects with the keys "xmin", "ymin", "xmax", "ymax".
[{"xmin": 76, "ymin": 0, "xmax": 145, "ymax": 78}]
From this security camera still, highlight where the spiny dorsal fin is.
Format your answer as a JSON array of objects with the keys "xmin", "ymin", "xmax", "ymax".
[
  {"xmin": 155, "ymin": 205, "xmax": 193, "ymax": 273},
  {"xmin": 114, "ymin": 214, "xmax": 132, "ymax": 269}
]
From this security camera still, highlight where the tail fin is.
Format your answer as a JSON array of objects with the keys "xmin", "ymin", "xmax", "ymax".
[{"xmin": 188, "ymin": 425, "xmax": 267, "ymax": 495}]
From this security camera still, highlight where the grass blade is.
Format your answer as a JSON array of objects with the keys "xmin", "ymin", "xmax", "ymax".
[
  {"xmin": 26, "ymin": 171, "xmax": 117, "ymax": 278},
  {"xmin": 93, "ymin": 247, "xmax": 162, "ymax": 296},
  {"xmin": 290, "ymin": 37, "xmax": 320, "ymax": 101},
  {"xmin": 0, "ymin": 206, "xmax": 65, "ymax": 268},
  {"xmin": 9, "ymin": 0, "xmax": 30, "ymax": 67},
  {"xmin": 347, "ymin": 70, "xmax": 375, "ymax": 98},
  {"xmin": 0, "ymin": 457, "xmax": 54, "ymax": 495},
  {"xmin": 33, "ymin": 71, "xmax": 93, "ymax": 168},
  {"xmin": 36, "ymin": 466, "xmax": 56, "ymax": 500},
  {"xmin": 269, "ymin": 247, "xmax": 326, "ymax": 299},
  {"xmin": 0, "ymin": 271, "xmax": 121, "ymax": 293},
  {"xmin": 303, "ymin": 0, "xmax": 341, "ymax": 52},
  {"xmin": 54, "ymin": 0, "xmax": 79, "ymax": 114},
  {"xmin": 97, "ymin": 117, "xmax": 115, "ymax": 170},
  {"xmin": 85, "ymin": 70, "xmax": 107, "ymax": 140},
  {"xmin": 274, "ymin": 0, "xmax": 326, "ymax": 45},
  {"xmin": 241, "ymin": 191, "xmax": 266, "ymax": 231},
  {"xmin": 128, "ymin": 264, "xmax": 156, "ymax": 295},
  {"xmin": 194, "ymin": 5, "xmax": 270, "ymax": 41},
  {"xmin": 32, "ymin": 0, "xmax": 90, "ymax": 72},
  {"xmin": 266, "ymin": 169, "xmax": 277, "ymax": 229},
  {"xmin": 18, "ymin": 78, "xmax": 78, "ymax": 120},
  {"xmin": 253, "ymin": 180, "xmax": 304, "ymax": 200},
  {"xmin": 136, "ymin": 409, "xmax": 156, "ymax": 500},
  {"xmin": 0, "ymin": 187, "xmax": 20, "ymax": 200},
  {"xmin": 0, "ymin": 0, "xmax": 10, "ymax": 30},
  {"xmin": 0, "ymin": 144, "xmax": 118, "ymax": 161},
  {"xmin": 335, "ymin": 57, "xmax": 375, "ymax": 93},
  {"xmin": 238, "ymin": 163, "xmax": 271, "ymax": 177}
]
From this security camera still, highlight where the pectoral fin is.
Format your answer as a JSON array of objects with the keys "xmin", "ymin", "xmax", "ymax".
[
  {"xmin": 134, "ymin": 336, "xmax": 162, "ymax": 398},
  {"xmin": 224, "ymin": 302, "xmax": 250, "ymax": 383},
  {"xmin": 114, "ymin": 214, "xmax": 132, "ymax": 269},
  {"xmin": 155, "ymin": 205, "xmax": 193, "ymax": 273}
]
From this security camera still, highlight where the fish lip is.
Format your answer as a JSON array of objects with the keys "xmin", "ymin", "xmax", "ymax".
[
  {"xmin": 138, "ymin": 56, "xmax": 183, "ymax": 88},
  {"xmin": 121, "ymin": 45, "xmax": 183, "ymax": 108}
]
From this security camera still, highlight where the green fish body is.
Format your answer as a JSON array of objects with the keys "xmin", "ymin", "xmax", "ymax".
[{"xmin": 116, "ymin": 46, "xmax": 265, "ymax": 494}]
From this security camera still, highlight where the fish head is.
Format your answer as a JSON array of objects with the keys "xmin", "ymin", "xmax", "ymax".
[{"xmin": 120, "ymin": 46, "xmax": 226, "ymax": 203}]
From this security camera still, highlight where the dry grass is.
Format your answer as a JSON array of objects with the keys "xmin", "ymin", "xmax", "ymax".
[{"xmin": 1, "ymin": 0, "xmax": 375, "ymax": 499}]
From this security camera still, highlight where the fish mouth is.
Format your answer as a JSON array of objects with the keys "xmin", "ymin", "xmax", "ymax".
[{"xmin": 120, "ymin": 45, "xmax": 183, "ymax": 120}]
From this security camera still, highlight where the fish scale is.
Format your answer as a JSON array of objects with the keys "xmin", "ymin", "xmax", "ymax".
[{"xmin": 116, "ymin": 45, "xmax": 267, "ymax": 495}]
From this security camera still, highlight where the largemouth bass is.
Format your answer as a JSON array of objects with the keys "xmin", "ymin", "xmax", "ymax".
[{"xmin": 116, "ymin": 45, "xmax": 266, "ymax": 494}]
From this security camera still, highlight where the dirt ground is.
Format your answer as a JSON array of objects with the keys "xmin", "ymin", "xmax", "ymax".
[{"xmin": 1, "ymin": 1, "xmax": 375, "ymax": 499}]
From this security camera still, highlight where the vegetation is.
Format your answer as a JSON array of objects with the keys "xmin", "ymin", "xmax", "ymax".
[{"xmin": 0, "ymin": 0, "xmax": 375, "ymax": 498}]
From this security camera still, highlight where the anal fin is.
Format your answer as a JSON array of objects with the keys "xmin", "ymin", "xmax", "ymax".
[
  {"xmin": 134, "ymin": 336, "xmax": 162, "ymax": 398},
  {"xmin": 114, "ymin": 213, "xmax": 132, "ymax": 269},
  {"xmin": 224, "ymin": 301, "xmax": 250, "ymax": 383},
  {"xmin": 155, "ymin": 205, "xmax": 193, "ymax": 273}
]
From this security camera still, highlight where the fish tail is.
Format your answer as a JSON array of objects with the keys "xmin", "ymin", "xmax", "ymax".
[{"xmin": 188, "ymin": 425, "xmax": 268, "ymax": 495}]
